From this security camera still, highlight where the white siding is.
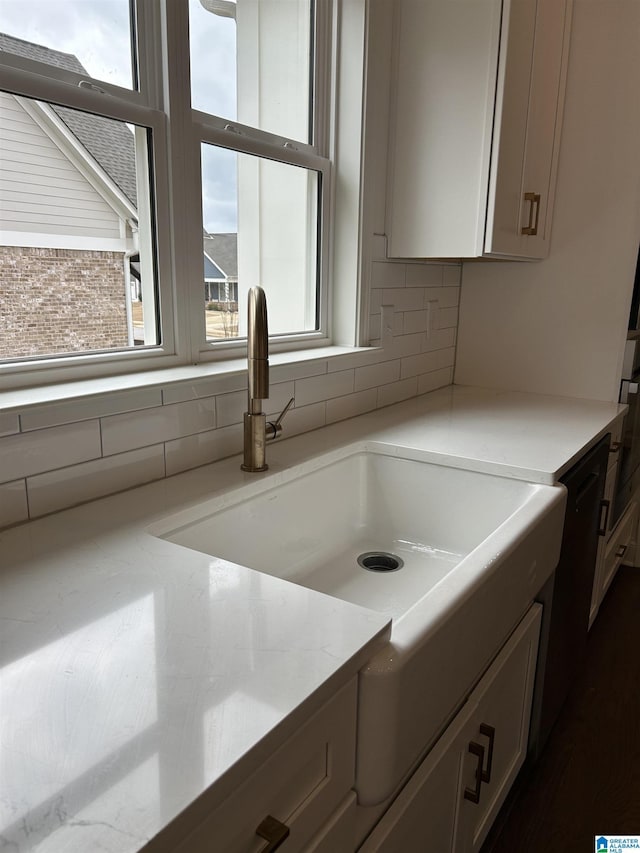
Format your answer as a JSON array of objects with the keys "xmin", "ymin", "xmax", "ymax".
[{"xmin": 0, "ymin": 92, "xmax": 122, "ymax": 242}]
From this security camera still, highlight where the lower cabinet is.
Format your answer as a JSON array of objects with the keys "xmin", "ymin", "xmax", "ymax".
[
  {"xmin": 359, "ymin": 604, "xmax": 542, "ymax": 853},
  {"xmin": 173, "ymin": 679, "xmax": 357, "ymax": 853}
]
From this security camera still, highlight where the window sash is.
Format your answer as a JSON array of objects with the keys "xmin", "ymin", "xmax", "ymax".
[{"xmin": 0, "ymin": 0, "xmax": 334, "ymax": 388}]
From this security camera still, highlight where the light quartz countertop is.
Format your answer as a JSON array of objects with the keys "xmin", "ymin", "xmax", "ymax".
[{"xmin": 0, "ymin": 385, "xmax": 626, "ymax": 852}]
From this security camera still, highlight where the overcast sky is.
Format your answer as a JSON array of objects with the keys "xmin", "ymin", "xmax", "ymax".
[{"xmin": 0, "ymin": 0, "xmax": 238, "ymax": 232}]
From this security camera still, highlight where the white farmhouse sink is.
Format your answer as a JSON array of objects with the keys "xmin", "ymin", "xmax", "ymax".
[{"xmin": 154, "ymin": 443, "xmax": 566, "ymax": 805}]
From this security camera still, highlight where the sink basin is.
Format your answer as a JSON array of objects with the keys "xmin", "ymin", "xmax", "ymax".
[{"xmin": 154, "ymin": 443, "xmax": 566, "ymax": 805}]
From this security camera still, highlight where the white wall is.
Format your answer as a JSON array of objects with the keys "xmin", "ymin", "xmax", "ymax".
[{"xmin": 455, "ymin": 0, "xmax": 640, "ymax": 403}]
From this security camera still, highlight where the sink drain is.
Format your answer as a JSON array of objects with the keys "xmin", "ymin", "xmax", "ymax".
[{"xmin": 357, "ymin": 551, "xmax": 404, "ymax": 572}]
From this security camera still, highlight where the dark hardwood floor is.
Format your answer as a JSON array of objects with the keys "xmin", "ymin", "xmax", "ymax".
[{"xmin": 482, "ymin": 565, "xmax": 640, "ymax": 853}]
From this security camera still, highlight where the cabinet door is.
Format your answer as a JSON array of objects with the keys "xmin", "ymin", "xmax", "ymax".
[
  {"xmin": 386, "ymin": 0, "xmax": 503, "ymax": 259},
  {"xmin": 360, "ymin": 605, "xmax": 542, "ymax": 853},
  {"xmin": 601, "ymin": 501, "xmax": 637, "ymax": 600},
  {"xmin": 455, "ymin": 604, "xmax": 542, "ymax": 852},
  {"xmin": 359, "ymin": 708, "xmax": 472, "ymax": 853},
  {"xmin": 486, "ymin": 0, "xmax": 572, "ymax": 258}
]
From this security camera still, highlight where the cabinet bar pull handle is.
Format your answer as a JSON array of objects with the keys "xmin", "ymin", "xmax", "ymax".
[
  {"xmin": 598, "ymin": 499, "xmax": 611, "ymax": 536},
  {"xmin": 615, "ymin": 544, "xmax": 628, "ymax": 559},
  {"xmin": 610, "ymin": 441, "xmax": 622, "ymax": 453},
  {"xmin": 479, "ymin": 723, "xmax": 496, "ymax": 783},
  {"xmin": 464, "ymin": 741, "xmax": 485, "ymax": 804},
  {"xmin": 521, "ymin": 192, "xmax": 541, "ymax": 235},
  {"xmin": 256, "ymin": 815, "xmax": 290, "ymax": 852}
]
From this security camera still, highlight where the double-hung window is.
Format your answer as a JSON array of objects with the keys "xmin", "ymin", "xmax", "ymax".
[{"xmin": 0, "ymin": 0, "xmax": 332, "ymax": 388}]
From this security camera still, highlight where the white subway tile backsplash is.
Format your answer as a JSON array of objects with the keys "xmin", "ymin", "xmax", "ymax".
[
  {"xmin": 165, "ymin": 424, "xmax": 243, "ymax": 476},
  {"xmin": 282, "ymin": 401, "xmax": 327, "ymax": 437},
  {"xmin": 326, "ymin": 348, "xmax": 385, "ymax": 373},
  {"xmin": 377, "ymin": 376, "xmax": 418, "ymax": 408},
  {"xmin": 326, "ymin": 389, "xmax": 378, "ymax": 424},
  {"xmin": 270, "ymin": 360, "xmax": 328, "ymax": 383},
  {"xmin": 443, "ymin": 265, "xmax": 462, "ymax": 286},
  {"xmin": 400, "ymin": 351, "xmax": 441, "ymax": 380},
  {"xmin": 423, "ymin": 286, "xmax": 460, "ymax": 308},
  {"xmin": 355, "ymin": 360, "xmax": 401, "ymax": 392},
  {"xmin": 294, "ymin": 370, "xmax": 354, "ymax": 407},
  {"xmin": 20, "ymin": 389, "xmax": 162, "ymax": 432},
  {"xmin": 438, "ymin": 347, "xmax": 456, "ymax": 368},
  {"xmin": 162, "ymin": 374, "xmax": 245, "ymax": 405},
  {"xmin": 403, "ymin": 310, "xmax": 428, "ymax": 335},
  {"xmin": 0, "ymin": 260, "xmax": 461, "ymax": 529},
  {"xmin": 371, "ymin": 261, "xmax": 406, "ymax": 289},
  {"xmin": 418, "ymin": 366, "xmax": 455, "ymax": 395},
  {"xmin": 0, "ymin": 421, "xmax": 101, "ymax": 484},
  {"xmin": 370, "ymin": 331, "xmax": 424, "ymax": 360},
  {"xmin": 424, "ymin": 327, "xmax": 456, "ymax": 352},
  {"xmin": 101, "ymin": 398, "xmax": 216, "ymax": 456},
  {"xmin": 438, "ymin": 306, "xmax": 460, "ymax": 329},
  {"xmin": 382, "ymin": 288, "xmax": 426, "ymax": 312},
  {"xmin": 27, "ymin": 445, "xmax": 165, "ymax": 518},
  {"xmin": 0, "ymin": 413, "xmax": 20, "ymax": 437},
  {"xmin": 0, "ymin": 479, "xmax": 29, "ymax": 527},
  {"xmin": 405, "ymin": 263, "xmax": 444, "ymax": 288},
  {"xmin": 216, "ymin": 382, "xmax": 295, "ymax": 428}
]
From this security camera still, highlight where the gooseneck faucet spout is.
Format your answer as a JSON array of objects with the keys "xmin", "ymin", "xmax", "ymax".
[
  {"xmin": 241, "ymin": 286, "xmax": 294, "ymax": 472},
  {"xmin": 247, "ymin": 286, "xmax": 269, "ymax": 412}
]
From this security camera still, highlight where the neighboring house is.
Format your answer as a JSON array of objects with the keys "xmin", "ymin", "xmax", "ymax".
[
  {"xmin": 0, "ymin": 32, "xmax": 139, "ymax": 357},
  {"xmin": 203, "ymin": 231, "xmax": 238, "ymax": 304},
  {"xmin": 0, "ymin": 32, "xmax": 237, "ymax": 359}
]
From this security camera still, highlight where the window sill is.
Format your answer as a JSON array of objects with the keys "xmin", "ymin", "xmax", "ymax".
[{"xmin": 0, "ymin": 345, "xmax": 381, "ymax": 419}]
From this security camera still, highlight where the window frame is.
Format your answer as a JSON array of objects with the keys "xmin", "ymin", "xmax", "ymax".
[{"xmin": 0, "ymin": 0, "xmax": 335, "ymax": 390}]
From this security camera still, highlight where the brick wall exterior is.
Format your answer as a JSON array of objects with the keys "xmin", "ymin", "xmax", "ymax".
[{"xmin": 0, "ymin": 246, "xmax": 129, "ymax": 358}]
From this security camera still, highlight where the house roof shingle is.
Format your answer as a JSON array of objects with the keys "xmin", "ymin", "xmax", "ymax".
[{"xmin": 203, "ymin": 232, "xmax": 238, "ymax": 278}]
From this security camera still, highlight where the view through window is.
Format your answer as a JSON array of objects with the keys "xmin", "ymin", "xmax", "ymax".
[{"xmin": 0, "ymin": 0, "xmax": 326, "ymax": 371}]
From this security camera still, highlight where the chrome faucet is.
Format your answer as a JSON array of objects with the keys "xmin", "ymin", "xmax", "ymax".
[{"xmin": 241, "ymin": 286, "xmax": 294, "ymax": 472}]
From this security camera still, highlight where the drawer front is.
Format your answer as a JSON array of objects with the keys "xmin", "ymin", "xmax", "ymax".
[
  {"xmin": 175, "ymin": 679, "xmax": 357, "ymax": 853},
  {"xmin": 456, "ymin": 604, "xmax": 542, "ymax": 853}
]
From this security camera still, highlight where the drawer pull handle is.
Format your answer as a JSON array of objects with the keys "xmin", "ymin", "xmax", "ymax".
[
  {"xmin": 610, "ymin": 441, "xmax": 622, "ymax": 453},
  {"xmin": 479, "ymin": 723, "xmax": 496, "ymax": 783},
  {"xmin": 521, "ymin": 192, "xmax": 541, "ymax": 235},
  {"xmin": 256, "ymin": 815, "xmax": 290, "ymax": 852},
  {"xmin": 464, "ymin": 741, "xmax": 485, "ymax": 804},
  {"xmin": 615, "ymin": 544, "xmax": 628, "ymax": 559},
  {"xmin": 598, "ymin": 499, "xmax": 611, "ymax": 536}
]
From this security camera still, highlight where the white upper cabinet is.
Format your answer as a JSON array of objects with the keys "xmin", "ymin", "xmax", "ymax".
[{"xmin": 386, "ymin": 0, "xmax": 572, "ymax": 260}]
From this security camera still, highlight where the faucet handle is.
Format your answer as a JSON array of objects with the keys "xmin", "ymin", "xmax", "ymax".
[{"xmin": 266, "ymin": 396, "xmax": 294, "ymax": 441}]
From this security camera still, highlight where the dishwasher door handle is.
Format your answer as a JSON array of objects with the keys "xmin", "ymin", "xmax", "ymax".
[{"xmin": 598, "ymin": 499, "xmax": 611, "ymax": 536}]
